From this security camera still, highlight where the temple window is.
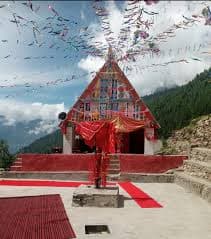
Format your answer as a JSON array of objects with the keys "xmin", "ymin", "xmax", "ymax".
[
  {"xmin": 126, "ymin": 103, "xmax": 129, "ymax": 116},
  {"xmin": 111, "ymin": 103, "xmax": 118, "ymax": 111},
  {"xmin": 100, "ymin": 103, "xmax": 107, "ymax": 117},
  {"xmin": 85, "ymin": 103, "xmax": 90, "ymax": 111},
  {"xmin": 100, "ymin": 79, "xmax": 109, "ymax": 99},
  {"xmin": 112, "ymin": 91, "xmax": 117, "ymax": 99},
  {"xmin": 79, "ymin": 103, "xmax": 84, "ymax": 110},
  {"xmin": 85, "ymin": 115, "xmax": 91, "ymax": 121},
  {"xmin": 111, "ymin": 79, "xmax": 118, "ymax": 99}
]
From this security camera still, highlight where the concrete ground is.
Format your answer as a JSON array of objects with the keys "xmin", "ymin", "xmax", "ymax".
[{"xmin": 0, "ymin": 181, "xmax": 211, "ymax": 239}]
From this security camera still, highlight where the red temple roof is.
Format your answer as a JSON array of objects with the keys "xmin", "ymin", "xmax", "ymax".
[{"xmin": 61, "ymin": 48, "xmax": 160, "ymax": 132}]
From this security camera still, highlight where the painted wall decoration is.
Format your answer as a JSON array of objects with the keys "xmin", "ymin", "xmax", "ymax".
[{"xmin": 67, "ymin": 51, "xmax": 159, "ymax": 132}]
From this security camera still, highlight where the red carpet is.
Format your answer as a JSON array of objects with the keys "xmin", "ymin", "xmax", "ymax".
[
  {"xmin": 0, "ymin": 194, "xmax": 76, "ymax": 239},
  {"xmin": 0, "ymin": 179, "xmax": 116, "ymax": 187},
  {"xmin": 119, "ymin": 182, "xmax": 163, "ymax": 208},
  {"xmin": 0, "ymin": 180, "xmax": 160, "ymax": 208},
  {"xmin": 0, "ymin": 179, "xmax": 84, "ymax": 187}
]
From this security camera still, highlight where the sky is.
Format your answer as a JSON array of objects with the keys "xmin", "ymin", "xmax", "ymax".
[{"xmin": 0, "ymin": 0, "xmax": 210, "ymax": 136}]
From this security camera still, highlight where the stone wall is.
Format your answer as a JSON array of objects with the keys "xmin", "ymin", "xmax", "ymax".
[
  {"xmin": 183, "ymin": 148, "xmax": 211, "ymax": 181},
  {"xmin": 190, "ymin": 147, "xmax": 211, "ymax": 162},
  {"xmin": 175, "ymin": 147, "xmax": 211, "ymax": 204},
  {"xmin": 164, "ymin": 114, "xmax": 211, "ymax": 155}
]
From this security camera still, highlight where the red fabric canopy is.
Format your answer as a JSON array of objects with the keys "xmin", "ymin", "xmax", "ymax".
[
  {"xmin": 74, "ymin": 115, "xmax": 145, "ymax": 153},
  {"xmin": 60, "ymin": 114, "xmax": 146, "ymax": 154},
  {"xmin": 111, "ymin": 114, "xmax": 145, "ymax": 133},
  {"xmin": 75, "ymin": 121, "xmax": 116, "ymax": 153}
]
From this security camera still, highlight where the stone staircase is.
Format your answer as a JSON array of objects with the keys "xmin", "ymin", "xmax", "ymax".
[
  {"xmin": 175, "ymin": 147, "xmax": 211, "ymax": 204},
  {"xmin": 9, "ymin": 157, "xmax": 23, "ymax": 171},
  {"xmin": 107, "ymin": 154, "xmax": 120, "ymax": 181}
]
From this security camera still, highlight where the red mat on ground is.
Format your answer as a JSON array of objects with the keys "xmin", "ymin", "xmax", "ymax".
[
  {"xmin": 0, "ymin": 179, "xmax": 84, "ymax": 187},
  {"xmin": 119, "ymin": 182, "xmax": 163, "ymax": 208},
  {"xmin": 0, "ymin": 179, "xmax": 116, "ymax": 187},
  {"xmin": 0, "ymin": 194, "xmax": 76, "ymax": 239}
]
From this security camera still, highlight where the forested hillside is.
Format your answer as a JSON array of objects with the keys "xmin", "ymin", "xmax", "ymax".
[
  {"xmin": 144, "ymin": 67, "xmax": 211, "ymax": 138},
  {"xmin": 19, "ymin": 129, "xmax": 62, "ymax": 154},
  {"xmin": 0, "ymin": 119, "xmax": 46, "ymax": 153},
  {"xmin": 19, "ymin": 67, "xmax": 211, "ymax": 153}
]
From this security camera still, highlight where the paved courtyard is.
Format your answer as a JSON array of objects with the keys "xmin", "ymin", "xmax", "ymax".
[{"xmin": 0, "ymin": 181, "xmax": 211, "ymax": 239}]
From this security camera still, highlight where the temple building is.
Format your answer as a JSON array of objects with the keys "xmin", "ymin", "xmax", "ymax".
[{"xmin": 60, "ymin": 47, "xmax": 161, "ymax": 155}]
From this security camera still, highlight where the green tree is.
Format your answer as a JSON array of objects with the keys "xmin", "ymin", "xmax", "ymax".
[
  {"xmin": 19, "ymin": 130, "xmax": 63, "ymax": 154},
  {"xmin": 0, "ymin": 140, "xmax": 14, "ymax": 169},
  {"xmin": 144, "ymin": 67, "xmax": 211, "ymax": 138}
]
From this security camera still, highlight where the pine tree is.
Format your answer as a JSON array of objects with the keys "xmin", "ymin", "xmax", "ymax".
[{"xmin": 0, "ymin": 140, "xmax": 14, "ymax": 169}]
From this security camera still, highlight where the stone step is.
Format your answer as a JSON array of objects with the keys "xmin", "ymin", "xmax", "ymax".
[
  {"xmin": 1, "ymin": 171, "xmax": 89, "ymax": 180},
  {"xmin": 108, "ymin": 169, "xmax": 120, "ymax": 174},
  {"xmin": 13, "ymin": 161, "xmax": 22, "ymax": 166},
  {"xmin": 190, "ymin": 147, "xmax": 211, "ymax": 162},
  {"xmin": 16, "ymin": 157, "xmax": 22, "ymax": 160},
  {"xmin": 108, "ymin": 160, "xmax": 119, "ymax": 163},
  {"xmin": 109, "ymin": 162, "xmax": 120, "ymax": 166},
  {"xmin": 183, "ymin": 160, "xmax": 211, "ymax": 182},
  {"xmin": 120, "ymin": 173, "xmax": 174, "ymax": 183},
  {"xmin": 107, "ymin": 174, "xmax": 120, "ymax": 181},
  {"xmin": 108, "ymin": 164, "xmax": 120, "ymax": 170},
  {"xmin": 175, "ymin": 172, "xmax": 211, "ymax": 204},
  {"xmin": 109, "ymin": 155, "xmax": 119, "ymax": 160},
  {"xmin": 10, "ymin": 166, "xmax": 22, "ymax": 171},
  {"xmin": 109, "ymin": 159, "xmax": 119, "ymax": 163},
  {"xmin": 13, "ymin": 159, "xmax": 22, "ymax": 163}
]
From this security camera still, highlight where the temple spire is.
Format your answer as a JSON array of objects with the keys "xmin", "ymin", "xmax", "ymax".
[{"xmin": 107, "ymin": 45, "xmax": 115, "ymax": 61}]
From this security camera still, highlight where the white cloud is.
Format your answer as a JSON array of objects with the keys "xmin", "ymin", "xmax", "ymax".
[
  {"xmin": 106, "ymin": 1, "xmax": 125, "ymax": 39},
  {"xmin": 0, "ymin": 64, "xmax": 79, "ymax": 88},
  {"xmin": 80, "ymin": 10, "xmax": 85, "ymax": 20},
  {"xmin": 0, "ymin": 99, "xmax": 66, "ymax": 134},
  {"xmin": 78, "ymin": 55, "xmax": 104, "ymax": 82},
  {"xmin": 0, "ymin": 2, "xmax": 80, "ymax": 89},
  {"xmin": 28, "ymin": 120, "xmax": 58, "ymax": 135},
  {"xmin": 78, "ymin": 1, "xmax": 211, "ymax": 96},
  {"xmin": 125, "ymin": 58, "xmax": 209, "ymax": 96},
  {"xmin": 77, "ymin": 1, "xmax": 125, "ymax": 80}
]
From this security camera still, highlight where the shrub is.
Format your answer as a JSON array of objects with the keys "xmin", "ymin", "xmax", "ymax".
[{"xmin": 0, "ymin": 140, "xmax": 14, "ymax": 169}]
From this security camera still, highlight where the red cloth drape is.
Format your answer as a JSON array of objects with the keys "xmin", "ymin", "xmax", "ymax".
[
  {"xmin": 60, "ymin": 114, "xmax": 146, "ymax": 153},
  {"xmin": 75, "ymin": 121, "xmax": 116, "ymax": 154},
  {"xmin": 111, "ymin": 114, "xmax": 145, "ymax": 133},
  {"xmin": 74, "ymin": 115, "xmax": 145, "ymax": 153},
  {"xmin": 65, "ymin": 115, "xmax": 146, "ymax": 187}
]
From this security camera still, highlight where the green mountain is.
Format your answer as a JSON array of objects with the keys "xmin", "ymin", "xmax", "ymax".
[
  {"xmin": 144, "ymin": 67, "xmax": 211, "ymax": 138},
  {"xmin": 0, "ymin": 119, "xmax": 47, "ymax": 153},
  {"xmin": 19, "ymin": 67, "xmax": 211, "ymax": 153},
  {"xmin": 19, "ymin": 129, "xmax": 62, "ymax": 154}
]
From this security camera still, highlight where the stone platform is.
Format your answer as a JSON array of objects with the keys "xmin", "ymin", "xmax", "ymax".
[
  {"xmin": 1, "ymin": 182, "xmax": 211, "ymax": 238},
  {"xmin": 1, "ymin": 171, "xmax": 174, "ymax": 183},
  {"xmin": 175, "ymin": 147, "xmax": 211, "ymax": 204},
  {"xmin": 72, "ymin": 185, "xmax": 121, "ymax": 208}
]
